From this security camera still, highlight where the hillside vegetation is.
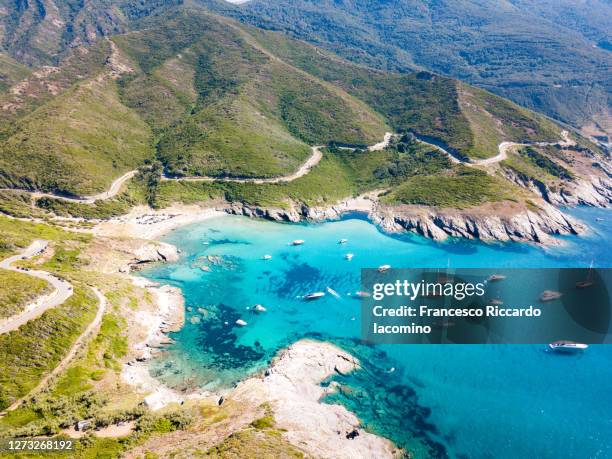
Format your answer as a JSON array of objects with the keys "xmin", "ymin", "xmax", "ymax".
[
  {"xmin": 0, "ymin": 270, "xmax": 51, "ymax": 320},
  {"xmin": 0, "ymin": 6, "xmax": 587, "ymax": 212},
  {"xmin": 232, "ymin": 0, "xmax": 611, "ymax": 133},
  {"xmin": 0, "ymin": 53, "xmax": 30, "ymax": 93},
  {"xmin": 243, "ymin": 27, "xmax": 562, "ymax": 159}
]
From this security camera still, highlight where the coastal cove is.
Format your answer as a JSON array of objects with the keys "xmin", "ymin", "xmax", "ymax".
[{"xmin": 139, "ymin": 207, "xmax": 612, "ymax": 458}]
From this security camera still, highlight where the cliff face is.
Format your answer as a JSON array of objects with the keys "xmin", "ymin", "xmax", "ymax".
[
  {"xmin": 371, "ymin": 202, "xmax": 584, "ymax": 245},
  {"xmin": 501, "ymin": 168, "xmax": 612, "ymax": 208},
  {"xmin": 225, "ymin": 197, "xmax": 586, "ymax": 245}
]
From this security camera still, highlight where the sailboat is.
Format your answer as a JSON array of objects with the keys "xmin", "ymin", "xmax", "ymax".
[{"xmin": 576, "ymin": 260, "xmax": 594, "ymax": 288}]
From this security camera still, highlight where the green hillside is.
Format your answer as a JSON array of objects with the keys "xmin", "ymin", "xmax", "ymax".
[
  {"xmin": 232, "ymin": 0, "xmax": 611, "ymax": 133},
  {"xmin": 0, "ymin": 75, "xmax": 153, "ymax": 195},
  {"xmin": 0, "ymin": 53, "xmax": 30, "ymax": 93},
  {"xmin": 243, "ymin": 27, "xmax": 562, "ymax": 159},
  {"xmin": 116, "ymin": 11, "xmax": 387, "ymax": 178},
  {"xmin": 0, "ymin": 6, "xmax": 575, "ymax": 204}
]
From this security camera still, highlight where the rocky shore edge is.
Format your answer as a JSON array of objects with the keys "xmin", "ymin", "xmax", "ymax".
[
  {"xmin": 233, "ymin": 339, "xmax": 402, "ymax": 459},
  {"xmin": 227, "ymin": 194, "xmax": 588, "ymax": 246}
]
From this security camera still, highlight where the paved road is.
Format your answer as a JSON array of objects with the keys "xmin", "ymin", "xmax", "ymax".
[
  {"xmin": 0, "ymin": 240, "xmax": 74, "ymax": 334},
  {"xmin": 2, "ymin": 287, "xmax": 107, "ymax": 413}
]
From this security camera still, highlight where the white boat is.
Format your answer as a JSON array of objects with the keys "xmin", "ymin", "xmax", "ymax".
[
  {"xmin": 304, "ymin": 292, "xmax": 325, "ymax": 300},
  {"xmin": 262, "ymin": 255, "xmax": 272, "ymax": 260},
  {"xmin": 235, "ymin": 319, "xmax": 248, "ymax": 326},
  {"xmin": 339, "ymin": 238, "xmax": 348, "ymax": 244},
  {"xmin": 355, "ymin": 291, "xmax": 371, "ymax": 298},
  {"xmin": 345, "ymin": 253, "xmax": 354, "ymax": 260},
  {"xmin": 488, "ymin": 274, "xmax": 506, "ymax": 281},
  {"xmin": 326, "ymin": 287, "xmax": 340, "ymax": 298},
  {"xmin": 378, "ymin": 264, "xmax": 391, "ymax": 272},
  {"xmin": 548, "ymin": 341, "xmax": 588, "ymax": 352},
  {"xmin": 291, "ymin": 240, "xmax": 305, "ymax": 246},
  {"xmin": 540, "ymin": 290, "xmax": 562, "ymax": 302},
  {"xmin": 254, "ymin": 304, "xmax": 267, "ymax": 312}
]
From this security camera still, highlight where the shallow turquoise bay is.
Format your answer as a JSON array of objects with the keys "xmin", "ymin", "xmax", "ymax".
[{"xmin": 141, "ymin": 207, "xmax": 611, "ymax": 458}]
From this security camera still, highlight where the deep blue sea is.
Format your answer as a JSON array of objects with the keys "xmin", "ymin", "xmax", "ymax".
[{"xmin": 141, "ymin": 207, "xmax": 611, "ymax": 459}]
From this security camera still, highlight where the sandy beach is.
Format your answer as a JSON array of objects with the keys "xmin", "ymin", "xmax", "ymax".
[{"xmin": 95, "ymin": 204, "xmax": 225, "ymax": 240}]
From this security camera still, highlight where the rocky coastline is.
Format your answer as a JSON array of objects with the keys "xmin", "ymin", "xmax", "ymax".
[
  {"xmin": 232, "ymin": 340, "xmax": 401, "ymax": 459},
  {"xmin": 501, "ymin": 168, "xmax": 612, "ymax": 208},
  {"xmin": 226, "ymin": 194, "xmax": 589, "ymax": 245}
]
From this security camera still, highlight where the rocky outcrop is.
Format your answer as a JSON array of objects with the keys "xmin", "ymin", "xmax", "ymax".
[
  {"xmin": 131, "ymin": 242, "xmax": 179, "ymax": 267},
  {"xmin": 372, "ymin": 201, "xmax": 585, "ymax": 245},
  {"xmin": 226, "ymin": 193, "xmax": 378, "ymax": 224},
  {"xmin": 501, "ymin": 167, "xmax": 612, "ymax": 208},
  {"xmin": 232, "ymin": 340, "xmax": 400, "ymax": 459},
  {"xmin": 224, "ymin": 194, "xmax": 586, "ymax": 245}
]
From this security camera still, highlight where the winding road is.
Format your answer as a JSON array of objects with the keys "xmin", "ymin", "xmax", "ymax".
[
  {"xmin": 0, "ymin": 240, "xmax": 73, "ymax": 334},
  {"xmin": 417, "ymin": 130, "xmax": 574, "ymax": 167},
  {"xmin": 0, "ymin": 241, "xmax": 108, "ymax": 412},
  {"xmin": 2, "ymin": 287, "xmax": 107, "ymax": 413},
  {"xmin": 161, "ymin": 145, "xmax": 325, "ymax": 184},
  {"xmin": 0, "ymin": 131, "xmax": 572, "ymax": 204}
]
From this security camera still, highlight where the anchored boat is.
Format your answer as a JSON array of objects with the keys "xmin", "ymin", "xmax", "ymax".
[
  {"xmin": 488, "ymin": 274, "xmax": 506, "ymax": 281},
  {"xmin": 540, "ymin": 290, "xmax": 562, "ymax": 302},
  {"xmin": 549, "ymin": 341, "xmax": 588, "ymax": 352},
  {"xmin": 304, "ymin": 292, "xmax": 325, "ymax": 300}
]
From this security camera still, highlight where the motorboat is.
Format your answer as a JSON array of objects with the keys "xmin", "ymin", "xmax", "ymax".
[
  {"xmin": 254, "ymin": 304, "xmax": 267, "ymax": 312},
  {"xmin": 378, "ymin": 265, "xmax": 391, "ymax": 273},
  {"xmin": 339, "ymin": 239, "xmax": 348, "ymax": 244},
  {"xmin": 355, "ymin": 291, "xmax": 371, "ymax": 298},
  {"xmin": 235, "ymin": 319, "xmax": 248, "ymax": 326},
  {"xmin": 539, "ymin": 290, "xmax": 562, "ymax": 302},
  {"xmin": 304, "ymin": 292, "xmax": 325, "ymax": 300},
  {"xmin": 575, "ymin": 280, "xmax": 594, "ymax": 288},
  {"xmin": 548, "ymin": 341, "xmax": 588, "ymax": 352},
  {"xmin": 488, "ymin": 274, "xmax": 506, "ymax": 281},
  {"xmin": 291, "ymin": 240, "xmax": 305, "ymax": 246},
  {"xmin": 345, "ymin": 253, "xmax": 354, "ymax": 260},
  {"xmin": 262, "ymin": 255, "xmax": 272, "ymax": 260},
  {"xmin": 326, "ymin": 287, "xmax": 340, "ymax": 298}
]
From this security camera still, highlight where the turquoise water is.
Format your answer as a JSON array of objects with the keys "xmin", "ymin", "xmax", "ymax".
[{"xmin": 141, "ymin": 208, "xmax": 611, "ymax": 458}]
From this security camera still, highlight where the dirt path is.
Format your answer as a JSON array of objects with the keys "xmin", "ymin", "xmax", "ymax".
[
  {"xmin": 0, "ymin": 130, "xmax": 571, "ymax": 203},
  {"xmin": 417, "ymin": 130, "xmax": 573, "ymax": 167},
  {"xmin": 162, "ymin": 145, "xmax": 324, "ymax": 184},
  {"xmin": 0, "ymin": 240, "xmax": 74, "ymax": 334},
  {"xmin": 0, "ymin": 170, "xmax": 137, "ymax": 204},
  {"xmin": 1, "ymin": 287, "xmax": 107, "ymax": 413}
]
